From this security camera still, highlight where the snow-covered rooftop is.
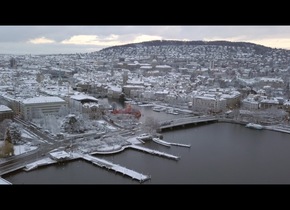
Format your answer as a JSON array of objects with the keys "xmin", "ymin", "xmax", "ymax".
[
  {"xmin": 22, "ymin": 96, "xmax": 65, "ymax": 105},
  {"xmin": 83, "ymin": 102, "xmax": 99, "ymax": 108},
  {"xmin": 70, "ymin": 94, "xmax": 98, "ymax": 102},
  {"xmin": 140, "ymin": 66, "xmax": 152, "ymax": 69},
  {"xmin": 49, "ymin": 150, "xmax": 71, "ymax": 160},
  {"xmin": 108, "ymin": 85, "xmax": 122, "ymax": 92},
  {"xmin": 155, "ymin": 65, "xmax": 171, "ymax": 69},
  {"xmin": 0, "ymin": 105, "xmax": 12, "ymax": 112},
  {"xmin": 260, "ymin": 98, "xmax": 279, "ymax": 104}
]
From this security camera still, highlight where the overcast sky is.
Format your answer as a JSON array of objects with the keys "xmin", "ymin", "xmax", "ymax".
[{"xmin": 1, "ymin": 26, "xmax": 290, "ymax": 55}]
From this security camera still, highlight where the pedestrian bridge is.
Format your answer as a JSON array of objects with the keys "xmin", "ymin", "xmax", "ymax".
[{"xmin": 158, "ymin": 116, "xmax": 218, "ymax": 132}]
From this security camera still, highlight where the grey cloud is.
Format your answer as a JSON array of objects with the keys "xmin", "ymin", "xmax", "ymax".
[{"xmin": 1, "ymin": 25, "xmax": 290, "ymax": 54}]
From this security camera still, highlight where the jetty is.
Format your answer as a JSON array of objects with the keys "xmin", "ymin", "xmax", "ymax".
[
  {"xmin": 22, "ymin": 151, "xmax": 151, "ymax": 183},
  {"xmin": 169, "ymin": 142, "xmax": 191, "ymax": 148},
  {"xmin": 152, "ymin": 138, "xmax": 191, "ymax": 148},
  {"xmin": 82, "ymin": 154, "xmax": 150, "ymax": 183},
  {"xmin": 129, "ymin": 144, "xmax": 180, "ymax": 160}
]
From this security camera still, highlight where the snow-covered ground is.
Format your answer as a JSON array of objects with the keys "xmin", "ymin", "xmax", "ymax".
[
  {"xmin": 21, "ymin": 130, "xmax": 34, "ymax": 139},
  {"xmin": 14, "ymin": 144, "xmax": 38, "ymax": 155},
  {"xmin": 97, "ymin": 120, "xmax": 118, "ymax": 131}
]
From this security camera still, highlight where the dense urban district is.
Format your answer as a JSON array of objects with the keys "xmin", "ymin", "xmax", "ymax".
[{"xmin": 1, "ymin": 40, "xmax": 290, "ymax": 161}]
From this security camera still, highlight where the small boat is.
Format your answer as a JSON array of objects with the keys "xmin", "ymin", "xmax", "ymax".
[
  {"xmin": 245, "ymin": 123, "xmax": 264, "ymax": 130},
  {"xmin": 137, "ymin": 133, "xmax": 152, "ymax": 141},
  {"xmin": 166, "ymin": 108, "xmax": 179, "ymax": 115},
  {"xmin": 152, "ymin": 138, "xmax": 171, "ymax": 147},
  {"xmin": 152, "ymin": 107, "xmax": 163, "ymax": 112}
]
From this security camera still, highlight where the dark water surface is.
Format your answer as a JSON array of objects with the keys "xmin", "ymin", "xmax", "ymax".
[{"xmin": 4, "ymin": 122, "xmax": 290, "ymax": 184}]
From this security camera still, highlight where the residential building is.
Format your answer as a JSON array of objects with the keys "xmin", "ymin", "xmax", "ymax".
[
  {"xmin": 0, "ymin": 105, "xmax": 13, "ymax": 122},
  {"xmin": 69, "ymin": 94, "xmax": 101, "ymax": 119}
]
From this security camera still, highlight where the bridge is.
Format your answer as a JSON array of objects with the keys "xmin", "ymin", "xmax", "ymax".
[{"xmin": 158, "ymin": 115, "xmax": 218, "ymax": 132}]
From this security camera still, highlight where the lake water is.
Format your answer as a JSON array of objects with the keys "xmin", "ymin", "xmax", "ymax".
[{"xmin": 4, "ymin": 99, "xmax": 290, "ymax": 184}]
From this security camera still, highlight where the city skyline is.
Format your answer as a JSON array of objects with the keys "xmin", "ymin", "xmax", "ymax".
[{"xmin": 1, "ymin": 25, "xmax": 290, "ymax": 55}]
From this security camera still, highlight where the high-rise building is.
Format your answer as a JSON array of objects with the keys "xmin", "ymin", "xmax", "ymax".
[
  {"xmin": 209, "ymin": 60, "xmax": 214, "ymax": 70},
  {"xmin": 9, "ymin": 57, "xmax": 16, "ymax": 68},
  {"xmin": 123, "ymin": 69, "xmax": 129, "ymax": 85}
]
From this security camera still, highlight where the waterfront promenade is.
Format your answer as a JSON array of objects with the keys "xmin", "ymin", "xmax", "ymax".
[
  {"xmin": 1, "ymin": 136, "xmax": 181, "ymax": 183},
  {"xmin": 218, "ymin": 118, "xmax": 290, "ymax": 134},
  {"xmin": 3, "ymin": 115, "xmax": 290, "ymax": 184}
]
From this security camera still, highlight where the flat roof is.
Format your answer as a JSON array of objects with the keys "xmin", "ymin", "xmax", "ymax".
[
  {"xmin": 22, "ymin": 96, "xmax": 65, "ymax": 105},
  {"xmin": 70, "ymin": 94, "xmax": 98, "ymax": 102}
]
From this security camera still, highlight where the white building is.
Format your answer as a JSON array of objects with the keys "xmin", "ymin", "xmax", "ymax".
[
  {"xmin": 107, "ymin": 85, "xmax": 122, "ymax": 99},
  {"xmin": 192, "ymin": 95, "xmax": 227, "ymax": 113},
  {"xmin": 241, "ymin": 98, "xmax": 260, "ymax": 110},
  {"xmin": 69, "ymin": 94, "xmax": 99, "ymax": 113},
  {"xmin": 20, "ymin": 96, "xmax": 67, "ymax": 120},
  {"xmin": 260, "ymin": 98, "xmax": 280, "ymax": 109}
]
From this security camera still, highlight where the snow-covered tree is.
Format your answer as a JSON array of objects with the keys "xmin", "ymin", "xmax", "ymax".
[
  {"xmin": 0, "ymin": 139, "xmax": 14, "ymax": 157},
  {"xmin": 58, "ymin": 105, "xmax": 69, "ymax": 117},
  {"xmin": 4, "ymin": 128, "xmax": 12, "ymax": 144},
  {"xmin": 8, "ymin": 122, "xmax": 22, "ymax": 145},
  {"xmin": 44, "ymin": 115, "xmax": 60, "ymax": 134},
  {"xmin": 60, "ymin": 114, "xmax": 85, "ymax": 134},
  {"xmin": 0, "ymin": 128, "xmax": 15, "ymax": 157},
  {"xmin": 0, "ymin": 119, "xmax": 12, "ymax": 139},
  {"xmin": 266, "ymin": 107, "xmax": 288, "ymax": 120}
]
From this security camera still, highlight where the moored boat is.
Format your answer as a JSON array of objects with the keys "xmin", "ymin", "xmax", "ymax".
[
  {"xmin": 245, "ymin": 123, "xmax": 264, "ymax": 130},
  {"xmin": 137, "ymin": 133, "xmax": 152, "ymax": 141}
]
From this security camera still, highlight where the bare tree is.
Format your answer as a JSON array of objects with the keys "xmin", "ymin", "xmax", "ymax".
[
  {"xmin": 0, "ymin": 128, "xmax": 14, "ymax": 157},
  {"xmin": 0, "ymin": 140, "xmax": 14, "ymax": 157}
]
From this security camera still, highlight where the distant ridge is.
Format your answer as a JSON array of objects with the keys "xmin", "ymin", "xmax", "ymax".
[
  {"xmin": 90, "ymin": 39, "xmax": 280, "ymax": 59},
  {"xmin": 98, "ymin": 39, "xmax": 272, "ymax": 52}
]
